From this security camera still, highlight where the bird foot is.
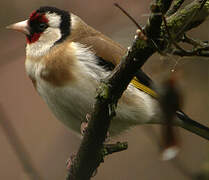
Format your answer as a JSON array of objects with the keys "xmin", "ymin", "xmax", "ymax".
[
  {"xmin": 80, "ymin": 113, "xmax": 111, "ymax": 142},
  {"xmin": 80, "ymin": 113, "xmax": 91, "ymax": 136},
  {"xmin": 135, "ymin": 29, "xmax": 147, "ymax": 41},
  {"xmin": 66, "ymin": 153, "xmax": 76, "ymax": 170}
]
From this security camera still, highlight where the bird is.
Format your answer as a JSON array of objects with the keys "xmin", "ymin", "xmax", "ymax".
[{"xmin": 7, "ymin": 6, "xmax": 209, "ymax": 144}]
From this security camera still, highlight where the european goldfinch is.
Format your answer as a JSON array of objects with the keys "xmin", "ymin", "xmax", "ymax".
[{"xmin": 7, "ymin": 6, "xmax": 209, "ymax": 142}]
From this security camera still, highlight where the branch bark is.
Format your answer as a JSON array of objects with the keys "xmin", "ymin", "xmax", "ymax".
[{"xmin": 66, "ymin": 0, "xmax": 209, "ymax": 179}]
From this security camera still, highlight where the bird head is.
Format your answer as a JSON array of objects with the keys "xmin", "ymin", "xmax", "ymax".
[{"xmin": 7, "ymin": 6, "xmax": 70, "ymax": 45}]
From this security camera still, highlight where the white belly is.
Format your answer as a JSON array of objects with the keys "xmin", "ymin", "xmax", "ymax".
[
  {"xmin": 35, "ymin": 76, "xmax": 157, "ymax": 136},
  {"xmin": 36, "ymin": 77, "xmax": 96, "ymax": 133},
  {"xmin": 25, "ymin": 42, "xmax": 158, "ymax": 136}
]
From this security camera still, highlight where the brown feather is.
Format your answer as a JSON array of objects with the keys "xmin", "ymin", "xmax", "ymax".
[
  {"xmin": 68, "ymin": 14, "xmax": 126, "ymax": 65},
  {"xmin": 40, "ymin": 42, "xmax": 77, "ymax": 86},
  {"xmin": 36, "ymin": 13, "xmax": 155, "ymax": 95},
  {"xmin": 67, "ymin": 14, "xmax": 157, "ymax": 96}
]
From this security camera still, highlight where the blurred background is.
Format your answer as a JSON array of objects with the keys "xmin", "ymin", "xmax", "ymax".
[{"xmin": 0, "ymin": 0, "xmax": 208, "ymax": 179}]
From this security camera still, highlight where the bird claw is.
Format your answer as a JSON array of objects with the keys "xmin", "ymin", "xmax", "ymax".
[
  {"xmin": 81, "ymin": 113, "xmax": 111, "ymax": 141},
  {"xmin": 66, "ymin": 153, "xmax": 98, "ymax": 177},
  {"xmin": 80, "ymin": 113, "xmax": 91, "ymax": 136},
  {"xmin": 80, "ymin": 121, "xmax": 89, "ymax": 136},
  {"xmin": 66, "ymin": 153, "xmax": 76, "ymax": 170},
  {"xmin": 136, "ymin": 29, "xmax": 147, "ymax": 41}
]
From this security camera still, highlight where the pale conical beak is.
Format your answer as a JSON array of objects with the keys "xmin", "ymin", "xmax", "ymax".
[{"xmin": 6, "ymin": 20, "xmax": 30, "ymax": 35}]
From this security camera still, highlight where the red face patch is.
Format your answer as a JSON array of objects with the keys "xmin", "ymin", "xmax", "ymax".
[
  {"xmin": 27, "ymin": 11, "xmax": 49, "ymax": 44},
  {"xmin": 26, "ymin": 33, "xmax": 41, "ymax": 44},
  {"xmin": 30, "ymin": 11, "xmax": 40, "ymax": 21}
]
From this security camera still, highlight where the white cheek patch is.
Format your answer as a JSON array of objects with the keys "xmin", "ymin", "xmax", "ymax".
[
  {"xmin": 26, "ymin": 28, "xmax": 61, "ymax": 57},
  {"xmin": 40, "ymin": 28, "xmax": 61, "ymax": 42},
  {"xmin": 26, "ymin": 12, "xmax": 63, "ymax": 57},
  {"xmin": 45, "ymin": 12, "xmax": 61, "ymax": 27}
]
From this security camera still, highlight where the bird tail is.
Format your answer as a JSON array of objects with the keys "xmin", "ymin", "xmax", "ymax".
[{"xmin": 175, "ymin": 110, "xmax": 209, "ymax": 141}]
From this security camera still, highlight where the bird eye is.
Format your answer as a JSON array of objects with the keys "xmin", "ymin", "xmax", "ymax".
[{"xmin": 39, "ymin": 23, "xmax": 48, "ymax": 30}]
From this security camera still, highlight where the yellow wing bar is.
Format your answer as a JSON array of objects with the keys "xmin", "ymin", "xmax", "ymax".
[{"xmin": 131, "ymin": 77, "xmax": 158, "ymax": 98}]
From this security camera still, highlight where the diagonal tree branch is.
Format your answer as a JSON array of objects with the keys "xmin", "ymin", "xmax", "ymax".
[
  {"xmin": 66, "ymin": 0, "xmax": 209, "ymax": 179},
  {"xmin": 66, "ymin": 1, "xmax": 173, "ymax": 179},
  {"xmin": 167, "ymin": 0, "xmax": 185, "ymax": 17}
]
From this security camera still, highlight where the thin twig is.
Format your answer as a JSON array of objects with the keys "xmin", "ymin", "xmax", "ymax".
[
  {"xmin": 114, "ymin": 3, "xmax": 144, "ymax": 32},
  {"xmin": 102, "ymin": 142, "xmax": 128, "ymax": 156},
  {"xmin": 181, "ymin": 34, "xmax": 208, "ymax": 47},
  {"xmin": 169, "ymin": 48, "xmax": 209, "ymax": 57}
]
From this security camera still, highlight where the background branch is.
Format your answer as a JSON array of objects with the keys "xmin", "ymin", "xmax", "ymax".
[{"xmin": 0, "ymin": 105, "xmax": 43, "ymax": 180}]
